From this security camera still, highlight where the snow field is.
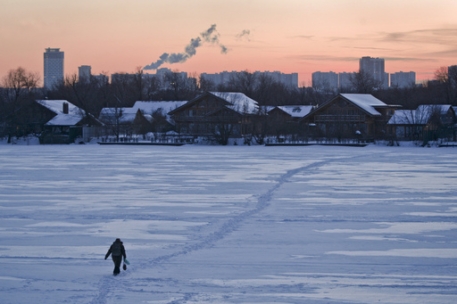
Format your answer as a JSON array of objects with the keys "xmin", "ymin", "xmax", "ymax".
[{"xmin": 0, "ymin": 145, "xmax": 456, "ymax": 303}]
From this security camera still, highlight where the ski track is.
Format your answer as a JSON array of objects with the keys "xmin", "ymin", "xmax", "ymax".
[{"xmin": 89, "ymin": 158, "xmax": 333, "ymax": 304}]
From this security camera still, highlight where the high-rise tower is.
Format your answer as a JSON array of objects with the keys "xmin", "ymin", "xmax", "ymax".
[
  {"xmin": 359, "ymin": 56, "xmax": 388, "ymax": 88},
  {"xmin": 390, "ymin": 71, "xmax": 416, "ymax": 88},
  {"xmin": 44, "ymin": 48, "xmax": 64, "ymax": 89},
  {"xmin": 312, "ymin": 71, "xmax": 338, "ymax": 92},
  {"xmin": 78, "ymin": 65, "xmax": 91, "ymax": 83}
]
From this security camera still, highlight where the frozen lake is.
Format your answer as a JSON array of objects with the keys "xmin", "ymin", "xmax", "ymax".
[{"xmin": 0, "ymin": 144, "xmax": 456, "ymax": 303}]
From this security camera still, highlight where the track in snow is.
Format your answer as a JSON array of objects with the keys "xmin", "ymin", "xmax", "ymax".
[{"xmin": 89, "ymin": 159, "xmax": 331, "ymax": 304}]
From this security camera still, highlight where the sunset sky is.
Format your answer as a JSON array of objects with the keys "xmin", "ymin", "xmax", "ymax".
[{"xmin": 1, "ymin": 0, "xmax": 456, "ymax": 85}]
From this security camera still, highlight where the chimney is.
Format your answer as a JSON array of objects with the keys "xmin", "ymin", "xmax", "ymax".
[{"xmin": 63, "ymin": 102, "xmax": 69, "ymax": 114}]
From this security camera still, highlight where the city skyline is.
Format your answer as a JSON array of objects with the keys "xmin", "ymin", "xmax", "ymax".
[{"xmin": 1, "ymin": 1, "xmax": 456, "ymax": 85}]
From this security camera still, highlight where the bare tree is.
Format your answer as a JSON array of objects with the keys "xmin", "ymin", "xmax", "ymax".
[
  {"xmin": 199, "ymin": 74, "xmax": 216, "ymax": 91},
  {"xmin": 151, "ymin": 108, "xmax": 171, "ymax": 135},
  {"xmin": 131, "ymin": 67, "xmax": 146, "ymax": 101},
  {"xmin": 211, "ymin": 112, "xmax": 235, "ymax": 145},
  {"xmin": 99, "ymin": 106, "xmax": 125, "ymax": 142},
  {"xmin": 434, "ymin": 66, "xmax": 457, "ymax": 104},
  {"xmin": 449, "ymin": 65, "xmax": 457, "ymax": 104},
  {"xmin": 1, "ymin": 67, "xmax": 40, "ymax": 142},
  {"xmin": 54, "ymin": 74, "xmax": 102, "ymax": 124},
  {"xmin": 110, "ymin": 72, "xmax": 140, "ymax": 107},
  {"xmin": 162, "ymin": 70, "xmax": 194, "ymax": 100},
  {"xmin": 253, "ymin": 74, "xmax": 291, "ymax": 106},
  {"xmin": 252, "ymin": 107, "xmax": 269, "ymax": 144},
  {"xmin": 144, "ymin": 74, "xmax": 162, "ymax": 100},
  {"xmin": 226, "ymin": 71, "xmax": 258, "ymax": 98},
  {"xmin": 349, "ymin": 70, "xmax": 382, "ymax": 93},
  {"xmin": 290, "ymin": 86, "xmax": 323, "ymax": 107},
  {"xmin": 434, "ymin": 66, "xmax": 448, "ymax": 83}
]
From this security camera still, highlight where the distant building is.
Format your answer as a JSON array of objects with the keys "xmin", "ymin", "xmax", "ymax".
[
  {"xmin": 92, "ymin": 74, "xmax": 109, "ymax": 86},
  {"xmin": 110, "ymin": 73, "xmax": 138, "ymax": 84},
  {"xmin": 312, "ymin": 71, "xmax": 339, "ymax": 92},
  {"xmin": 200, "ymin": 71, "xmax": 232, "ymax": 87},
  {"xmin": 111, "ymin": 68, "xmax": 190, "ymax": 90},
  {"xmin": 338, "ymin": 72, "xmax": 357, "ymax": 91},
  {"xmin": 156, "ymin": 68, "xmax": 189, "ymax": 90},
  {"xmin": 78, "ymin": 65, "xmax": 91, "ymax": 83},
  {"xmin": 155, "ymin": 68, "xmax": 187, "ymax": 80},
  {"xmin": 201, "ymin": 71, "xmax": 298, "ymax": 88},
  {"xmin": 449, "ymin": 65, "xmax": 457, "ymax": 88},
  {"xmin": 258, "ymin": 71, "xmax": 298, "ymax": 88},
  {"xmin": 390, "ymin": 71, "xmax": 416, "ymax": 88},
  {"xmin": 359, "ymin": 56, "xmax": 388, "ymax": 88},
  {"xmin": 44, "ymin": 48, "xmax": 64, "ymax": 89}
]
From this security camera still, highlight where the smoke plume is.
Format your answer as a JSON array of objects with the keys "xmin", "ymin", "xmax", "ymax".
[{"xmin": 144, "ymin": 24, "xmax": 228, "ymax": 70}]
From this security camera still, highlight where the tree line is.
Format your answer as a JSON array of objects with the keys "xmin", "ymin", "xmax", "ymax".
[{"xmin": 1, "ymin": 66, "xmax": 456, "ymax": 143}]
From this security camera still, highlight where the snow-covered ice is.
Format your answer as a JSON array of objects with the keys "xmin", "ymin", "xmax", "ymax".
[{"xmin": 0, "ymin": 144, "xmax": 456, "ymax": 303}]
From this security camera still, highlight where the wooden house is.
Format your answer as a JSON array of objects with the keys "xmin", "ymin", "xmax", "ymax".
[
  {"xmin": 168, "ymin": 92, "xmax": 259, "ymax": 144},
  {"xmin": 263, "ymin": 105, "xmax": 313, "ymax": 139},
  {"xmin": 15, "ymin": 99, "xmax": 102, "ymax": 144},
  {"xmin": 387, "ymin": 104, "xmax": 456, "ymax": 141},
  {"xmin": 302, "ymin": 94, "xmax": 399, "ymax": 141}
]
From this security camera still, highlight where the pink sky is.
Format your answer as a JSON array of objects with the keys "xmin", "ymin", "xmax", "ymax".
[{"xmin": 1, "ymin": 0, "xmax": 456, "ymax": 86}]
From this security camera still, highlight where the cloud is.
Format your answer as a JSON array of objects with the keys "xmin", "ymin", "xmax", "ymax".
[
  {"xmin": 422, "ymin": 47, "xmax": 457, "ymax": 58},
  {"xmin": 323, "ymin": 26, "xmax": 457, "ymax": 50},
  {"xmin": 289, "ymin": 54, "xmax": 359, "ymax": 62},
  {"xmin": 383, "ymin": 56, "xmax": 436, "ymax": 62},
  {"xmin": 350, "ymin": 46, "xmax": 395, "ymax": 51},
  {"xmin": 236, "ymin": 29, "xmax": 251, "ymax": 41},
  {"xmin": 295, "ymin": 35, "xmax": 314, "ymax": 40},
  {"xmin": 380, "ymin": 27, "xmax": 457, "ymax": 45},
  {"xmin": 144, "ymin": 24, "xmax": 228, "ymax": 70}
]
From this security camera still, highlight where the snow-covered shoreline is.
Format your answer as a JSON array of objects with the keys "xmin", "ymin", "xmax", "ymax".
[{"xmin": 2, "ymin": 135, "xmax": 456, "ymax": 148}]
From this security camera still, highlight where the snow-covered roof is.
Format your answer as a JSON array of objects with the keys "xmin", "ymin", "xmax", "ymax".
[
  {"xmin": 262, "ymin": 106, "xmax": 275, "ymax": 112},
  {"xmin": 132, "ymin": 101, "xmax": 187, "ymax": 114},
  {"xmin": 387, "ymin": 105, "xmax": 453, "ymax": 125},
  {"xmin": 99, "ymin": 101, "xmax": 187, "ymax": 124},
  {"xmin": 275, "ymin": 105, "xmax": 313, "ymax": 118},
  {"xmin": 209, "ymin": 92, "xmax": 259, "ymax": 114},
  {"xmin": 387, "ymin": 110, "xmax": 425, "ymax": 125},
  {"xmin": 45, "ymin": 114, "xmax": 82, "ymax": 126},
  {"xmin": 417, "ymin": 104, "xmax": 452, "ymax": 116},
  {"xmin": 98, "ymin": 108, "xmax": 136, "ymax": 123},
  {"xmin": 36, "ymin": 100, "xmax": 81, "ymax": 116},
  {"xmin": 36, "ymin": 100, "xmax": 85, "ymax": 126},
  {"xmin": 340, "ymin": 94, "xmax": 387, "ymax": 116}
]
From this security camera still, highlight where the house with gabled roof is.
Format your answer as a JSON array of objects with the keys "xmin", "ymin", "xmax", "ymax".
[
  {"xmin": 15, "ymin": 99, "xmax": 102, "ymax": 144},
  {"xmin": 387, "ymin": 104, "xmax": 456, "ymax": 141},
  {"xmin": 302, "ymin": 93, "xmax": 400, "ymax": 140},
  {"xmin": 168, "ymin": 91, "xmax": 259, "ymax": 144},
  {"xmin": 260, "ymin": 105, "xmax": 314, "ymax": 139}
]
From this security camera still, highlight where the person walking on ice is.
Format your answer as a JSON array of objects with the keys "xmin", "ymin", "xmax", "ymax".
[{"xmin": 105, "ymin": 238, "xmax": 127, "ymax": 275}]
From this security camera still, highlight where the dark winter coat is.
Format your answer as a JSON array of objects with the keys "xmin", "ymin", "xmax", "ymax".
[{"xmin": 105, "ymin": 239, "xmax": 126, "ymax": 260}]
